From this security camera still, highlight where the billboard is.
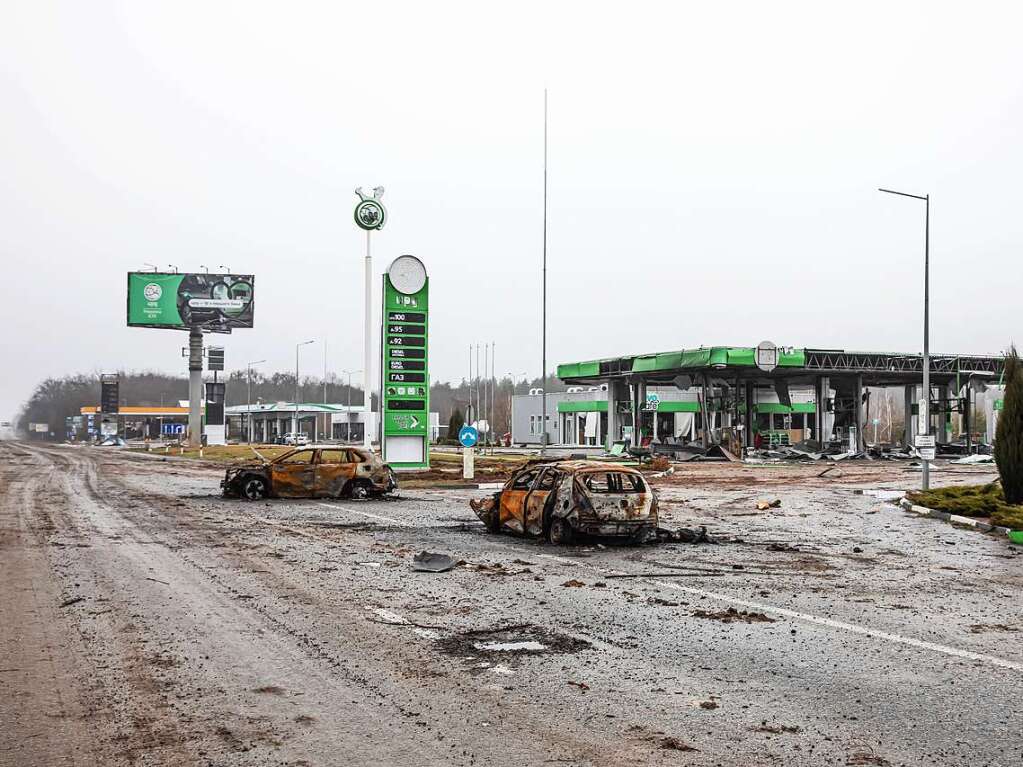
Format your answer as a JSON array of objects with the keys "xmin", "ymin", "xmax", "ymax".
[{"xmin": 127, "ymin": 272, "xmax": 254, "ymax": 333}]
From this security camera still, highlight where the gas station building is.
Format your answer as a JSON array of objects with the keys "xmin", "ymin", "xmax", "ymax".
[{"xmin": 514, "ymin": 344, "xmax": 1006, "ymax": 451}]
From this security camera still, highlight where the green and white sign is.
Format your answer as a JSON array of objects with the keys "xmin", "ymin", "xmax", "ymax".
[
  {"xmin": 354, "ymin": 187, "xmax": 387, "ymax": 231},
  {"xmin": 127, "ymin": 272, "xmax": 255, "ymax": 332},
  {"xmin": 381, "ymin": 255, "xmax": 429, "ymax": 469}
]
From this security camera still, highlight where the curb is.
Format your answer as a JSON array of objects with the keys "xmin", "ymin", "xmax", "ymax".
[
  {"xmin": 432, "ymin": 481, "xmax": 504, "ymax": 490},
  {"xmin": 897, "ymin": 497, "xmax": 1012, "ymax": 536}
]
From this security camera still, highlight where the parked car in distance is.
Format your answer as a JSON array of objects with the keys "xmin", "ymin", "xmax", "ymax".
[
  {"xmin": 280, "ymin": 432, "xmax": 310, "ymax": 446},
  {"xmin": 470, "ymin": 459, "xmax": 658, "ymax": 544},
  {"xmin": 222, "ymin": 445, "xmax": 397, "ymax": 500}
]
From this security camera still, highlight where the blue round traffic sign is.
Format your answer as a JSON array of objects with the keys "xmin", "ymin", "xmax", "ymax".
[{"xmin": 458, "ymin": 425, "xmax": 479, "ymax": 448}]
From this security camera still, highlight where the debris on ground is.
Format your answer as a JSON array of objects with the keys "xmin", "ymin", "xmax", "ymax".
[
  {"xmin": 951, "ymin": 454, "xmax": 995, "ymax": 465},
  {"xmin": 756, "ymin": 499, "xmax": 782, "ymax": 510},
  {"xmin": 698, "ymin": 699, "xmax": 719, "ymax": 710},
  {"xmin": 692, "ymin": 607, "xmax": 776, "ymax": 624},
  {"xmin": 658, "ymin": 736, "xmax": 698, "ymax": 752},
  {"xmin": 59, "ymin": 596, "xmax": 85, "ymax": 608},
  {"xmin": 561, "ymin": 579, "xmax": 585, "ymax": 587},
  {"xmin": 567, "ymin": 680, "xmax": 590, "ymax": 691},
  {"xmin": 411, "ymin": 551, "xmax": 456, "ymax": 573},
  {"xmin": 654, "ymin": 525, "xmax": 717, "ymax": 544},
  {"xmin": 754, "ymin": 722, "xmax": 801, "ymax": 734}
]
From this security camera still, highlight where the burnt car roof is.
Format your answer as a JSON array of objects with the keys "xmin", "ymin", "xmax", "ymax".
[{"xmin": 519, "ymin": 459, "xmax": 644, "ymax": 474}]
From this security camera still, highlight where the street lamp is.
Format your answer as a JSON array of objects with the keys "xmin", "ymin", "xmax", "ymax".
[
  {"xmin": 295, "ymin": 340, "xmax": 316, "ymax": 436},
  {"xmin": 879, "ymin": 187, "xmax": 931, "ymax": 490},
  {"xmin": 247, "ymin": 359, "xmax": 266, "ymax": 443},
  {"xmin": 342, "ymin": 369, "xmax": 362, "ymax": 443}
]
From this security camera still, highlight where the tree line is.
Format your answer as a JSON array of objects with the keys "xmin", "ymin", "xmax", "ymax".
[{"xmin": 16, "ymin": 370, "xmax": 564, "ymax": 439}]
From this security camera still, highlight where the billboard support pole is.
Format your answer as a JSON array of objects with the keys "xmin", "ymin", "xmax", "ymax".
[
  {"xmin": 188, "ymin": 328, "xmax": 203, "ymax": 448},
  {"xmin": 365, "ymin": 229, "xmax": 374, "ymax": 451}
]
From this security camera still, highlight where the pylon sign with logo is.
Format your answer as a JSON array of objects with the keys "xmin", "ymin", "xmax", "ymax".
[{"xmin": 381, "ymin": 255, "xmax": 429, "ymax": 469}]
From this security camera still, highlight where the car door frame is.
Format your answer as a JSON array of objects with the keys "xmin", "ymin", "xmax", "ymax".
[
  {"xmin": 314, "ymin": 448, "xmax": 358, "ymax": 498},
  {"xmin": 523, "ymin": 467, "xmax": 560, "ymax": 537},
  {"xmin": 269, "ymin": 448, "xmax": 318, "ymax": 498}
]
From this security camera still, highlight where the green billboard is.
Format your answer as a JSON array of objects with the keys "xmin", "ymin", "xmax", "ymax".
[
  {"xmin": 381, "ymin": 255, "xmax": 429, "ymax": 469},
  {"xmin": 127, "ymin": 272, "xmax": 255, "ymax": 333}
]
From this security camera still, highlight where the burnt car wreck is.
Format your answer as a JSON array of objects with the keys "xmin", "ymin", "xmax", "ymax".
[
  {"xmin": 222, "ymin": 446, "xmax": 397, "ymax": 500},
  {"xmin": 470, "ymin": 460, "xmax": 658, "ymax": 544}
]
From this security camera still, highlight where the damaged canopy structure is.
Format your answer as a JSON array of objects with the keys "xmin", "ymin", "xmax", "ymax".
[{"xmin": 556, "ymin": 345, "xmax": 1006, "ymax": 453}]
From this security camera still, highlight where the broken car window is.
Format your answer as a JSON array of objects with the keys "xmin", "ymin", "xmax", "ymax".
[
  {"xmin": 583, "ymin": 472, "xmax": 645, "ymax": 493},
  {"xmin": 278, "ymin": 450, "xmax": 315, "ymax": 465},
  {"xmin": 512, "ymin": 469, "xmax": 540, "ymax": 490},
  {"xmin": 536, "ymin": 469, "xmax": 559, "ymax": 491},
  {"xmin": 318, "ymin": 450, "xmax": 347, "ymax": 464}
]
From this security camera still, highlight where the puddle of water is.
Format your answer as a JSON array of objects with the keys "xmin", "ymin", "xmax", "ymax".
[{"xmin": 473, "ymin": 640, "xmax": 547, "ymax": 652}]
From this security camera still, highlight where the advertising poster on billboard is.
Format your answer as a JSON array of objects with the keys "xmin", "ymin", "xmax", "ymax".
[{"xmin": 127, "ymin": 273, "xmax": 255, "ymax": 332}]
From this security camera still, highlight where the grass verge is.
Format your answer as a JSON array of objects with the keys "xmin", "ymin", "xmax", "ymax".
[{"xmin": 906, "ymin": 483, "xmax": 1023, "ymax": 529}]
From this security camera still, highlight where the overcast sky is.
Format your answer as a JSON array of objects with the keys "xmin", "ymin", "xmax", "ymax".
[{"xmin": 2, "ymin": 1, "xmax": 1021, "ymax": 421}]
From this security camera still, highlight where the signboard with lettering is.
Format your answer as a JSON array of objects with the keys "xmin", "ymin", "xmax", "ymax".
[{"xmin": 381, "ymin": 256, "xmax": 429, "ymax": 469}]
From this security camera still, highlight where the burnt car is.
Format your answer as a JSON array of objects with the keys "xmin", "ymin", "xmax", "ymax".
[
  {"xmin": 470, "ymin": 460, "xmax": 658, "ymax": 544},
  {"xmin": 222, "ymin": 446, "xmax": 397, "ymax": 500}
]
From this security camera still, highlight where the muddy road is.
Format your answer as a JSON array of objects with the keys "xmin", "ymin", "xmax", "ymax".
[{"xmin": 2, "ymin": 442, "xmax": 1022, "ymax": 766}]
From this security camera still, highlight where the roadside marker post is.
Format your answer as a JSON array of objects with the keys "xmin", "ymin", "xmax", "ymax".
[{"xmin": 459, "ymin": 425, "xmax": 479, "ymax": 480}]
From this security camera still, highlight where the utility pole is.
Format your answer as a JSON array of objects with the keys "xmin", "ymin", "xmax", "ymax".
[{"xmin": 540, "ymin": 88, "xmax": 549, "ymax": 455}]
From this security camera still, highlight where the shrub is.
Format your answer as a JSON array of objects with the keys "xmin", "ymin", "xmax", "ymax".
[{"xmin": 995, "ymin": 346, "xmax": 1023, "ymax": 504}]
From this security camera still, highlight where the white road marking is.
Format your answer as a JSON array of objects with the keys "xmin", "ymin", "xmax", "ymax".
[
  {"xmin": 537, "ymin": 553, "xmax": 1023, "ymax": 672},
  {"xmin": 317, "ymin": 502, "xmax": 405, "ymax": 525}
]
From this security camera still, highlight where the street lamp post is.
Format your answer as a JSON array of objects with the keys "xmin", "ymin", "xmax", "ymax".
[
  {"xmin": 294, "ymin": 340, "xmax": 315, "ymax": 436},
  {"xmin": 247, "ymin": 359, "xmax": 266, "ymax": 443},
  {"xmin": 879, "ymin": 187, "xmax": 930, "ymax": 490}
]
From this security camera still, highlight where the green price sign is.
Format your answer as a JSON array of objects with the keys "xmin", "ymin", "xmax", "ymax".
[{"xmin": 381, "ymin": 255, "xmax": 429, "ymax": 469}]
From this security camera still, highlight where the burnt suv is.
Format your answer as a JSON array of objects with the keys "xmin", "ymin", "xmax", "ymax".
[
  {"xmin": 222, "ymin": 446, "xmax": 397, "ymax": 500},
  {"xmin": 470, "ymin": 460, "xmax": 658, "ymax": 544}
]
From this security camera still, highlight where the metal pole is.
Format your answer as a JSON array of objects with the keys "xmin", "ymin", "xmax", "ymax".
[
  {"xmin": 922, "ymin": 194, "xmax": 930, "ymax": 490},
  {"xmin": 247, "ymin": 364, "xmax": 252, "ymax": 443},
  {"xmin": 294, "ymin": 344, "xmax": 299, "ymax": 435},
  {"xmin": 483, "ymin": 343, "xmax": 489, "ymax": 447},
  {"xmin": 541, "ymin": 88, "xmax": 548, "ymax": 455},
  {"xmin": 364, "ymin": 229, "xmax": 373, "ymax": 450},
  {"xmin": 879, "ymin": 187, "xmax": 931, "ymax": 490}
]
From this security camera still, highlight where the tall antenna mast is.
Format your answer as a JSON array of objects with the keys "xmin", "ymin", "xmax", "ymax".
[{"xmin": 541, "ymin": 88, "xmax": 548, "ymax": 455}]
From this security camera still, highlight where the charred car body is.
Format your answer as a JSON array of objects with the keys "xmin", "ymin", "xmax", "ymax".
[
  {"xmin": 470, "ymin": 460, "xmax": 658, "ymax": 543},
  {"xmin": 222, "ymin": 446, "xmax": 397, "ymax": 500}
]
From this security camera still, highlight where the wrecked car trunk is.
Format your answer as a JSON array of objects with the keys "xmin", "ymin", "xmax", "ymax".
[{"xmin": 470, "ymin": 460, "xmax": 658, "ymax": 544}]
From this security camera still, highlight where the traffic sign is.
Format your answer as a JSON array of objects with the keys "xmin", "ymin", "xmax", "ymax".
[
  {"xmin": 918, "ymin": 447, "xmax": 936, "ymax": 461},
  {"xmin": 915, "ymin": 435, "xmax": 936, "ymax": 448},
  {"xmin": 459, "ymin": 425, "xmax": 479, "ymax": 448}
]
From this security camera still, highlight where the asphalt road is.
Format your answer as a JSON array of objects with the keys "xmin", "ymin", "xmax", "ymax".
[{"xmin": 2, "ymin": 441, "xmax": 1022, "ymax": 766}]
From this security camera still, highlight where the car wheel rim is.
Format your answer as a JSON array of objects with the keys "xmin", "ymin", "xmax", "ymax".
[{"xmin": 244, "ymin": 480, "xmax": 263, "ymax": 499}]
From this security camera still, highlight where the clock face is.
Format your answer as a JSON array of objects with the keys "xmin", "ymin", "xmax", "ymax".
[{"xmin": 388, "ymin": 255, "xmax": 427, "ymax": 294}]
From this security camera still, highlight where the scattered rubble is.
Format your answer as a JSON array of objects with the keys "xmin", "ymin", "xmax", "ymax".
[
  {"xmin": 411, "ymin": 551, "xmax": 456, "ymax": 573},
  {"xmin": 692, "ymin": 607, "xmax": 776, "ymax": 624}
]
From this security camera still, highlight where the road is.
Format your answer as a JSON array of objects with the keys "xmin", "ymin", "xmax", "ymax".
[{"xmin": 2, "ymin": 441, "xmax": 1022, "ymax": 766}]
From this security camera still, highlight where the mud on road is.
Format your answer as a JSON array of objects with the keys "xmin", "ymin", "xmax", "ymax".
[{"xmin": 2, "ymin": 442, "xmax": 1022, "ymax": 766}]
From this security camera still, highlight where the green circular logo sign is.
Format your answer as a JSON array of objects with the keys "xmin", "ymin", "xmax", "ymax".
[{"xmin": 354, "ymin": 199, "xmax": 386, "ymax": 230}]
